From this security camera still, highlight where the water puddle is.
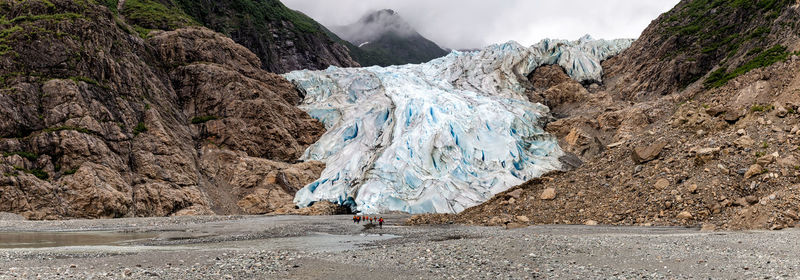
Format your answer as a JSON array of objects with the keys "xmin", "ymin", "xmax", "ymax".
[{"xmin": 0, "ymin": 231, "xmax": 156, "ymax": 249}]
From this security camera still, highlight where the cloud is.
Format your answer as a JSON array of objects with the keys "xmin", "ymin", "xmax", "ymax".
[
  {"xmin": 332, "ymin": 9, "xmax": 418, "ymax": 45},
  {"xmin": 281, "ymin": 0, "xmax": 679, "ymax": 50}
]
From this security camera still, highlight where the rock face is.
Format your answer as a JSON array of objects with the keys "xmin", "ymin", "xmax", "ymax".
[
  {"xmin": 0, "ymin": 0, "xmax": 324, "ymax": 219},
  {"xmin": 331, "ymin": 9, "xmax": 449, "ymax": 66},
  {"xmin": 285, "ymin": 36, "xmax": 631, "ymax": 214},
  {"xmin": 120, "ymin": 0, "xmax": 360, "ymax": 73},
  {"xmin": 603, "ymin": 0, "xmax": 800, "ymax": 98}
]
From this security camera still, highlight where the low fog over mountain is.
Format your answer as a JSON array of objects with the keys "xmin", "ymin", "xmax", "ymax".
[{"xmin": 331, "ymin": 9, "xmax": 449, "ymax": 66}]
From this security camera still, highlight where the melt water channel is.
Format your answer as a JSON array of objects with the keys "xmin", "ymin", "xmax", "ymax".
[{"xmin": 0, "ymin": 231, "xmax": 156, "ymax": 249}]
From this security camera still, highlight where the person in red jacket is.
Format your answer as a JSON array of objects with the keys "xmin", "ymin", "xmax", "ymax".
[{"xmin": 378, "ymin": 217, "xmax": 384, "ymax": 229}]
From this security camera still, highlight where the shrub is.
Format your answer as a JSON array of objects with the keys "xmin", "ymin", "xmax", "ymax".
[
  {"xmin": 750, "ymin": 104, "xmax": 774, "ymax": 112},
  {"xmin": 30, "ymin": 169, "xmax": 49, "ymax": 180},
  {"xmin": 133, "ymin": 122, "xmax": 147, "ymax": 135},
  {"xmin": 68, "ymin": 76, "xmax": 99, "ymax": 85},
  {"xmin": 13, "ymin": 165, "xmax": 49, "ymax": 180},
  {"xmin": 3, "ymin": 151, "xmax": 38, "ymax": 161},
  {"xmin": 705, "ymin": 45, "xmax": 790, "ymax": 88}
]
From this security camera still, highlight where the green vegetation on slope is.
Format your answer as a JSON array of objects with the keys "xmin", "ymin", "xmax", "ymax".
[
  {"xmin": 121, "ymin": 0, "xmax": 197, "ymax": 37},
  {"xmin": 3, "ymin": 151, "xmax": 39, "ymax": 161},
  {"xmin": 704, "ymin": 45, "xmax": 790, "ymax": 88},
  {"xmin": 97, "ymin": 0, "xmax": 119, "ymax": 13},
  {"xmin": 174, "ymin": 0, "xmax": 321, "ymax": 34},
  {"xmin": 133, "ymin": 122, "xmax": 148, "ymax": 135},
  {"xmin": 13, "ymin": 165, "xmax": 49, "ymax": 180},
  {"xmin": 657, "ymin": 0, "xmax": 794, "ymax": 88}
]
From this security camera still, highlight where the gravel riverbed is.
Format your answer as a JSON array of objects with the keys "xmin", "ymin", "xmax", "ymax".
[{"xmin": 0, "ymin": 215, "xmax": 798, "ymax": 279}]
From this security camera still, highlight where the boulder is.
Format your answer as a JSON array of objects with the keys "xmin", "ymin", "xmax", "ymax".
[
  {"xmin": 734, "ymin": 135, "xmax": 755, "ymax": 148},
  {"xmin": 506, "ymin": 188, "xmax": 524, "ymax": 199},
  {"xmin": 632, "ymin": 141, "xmax": 667, "ymax": 163},
  {"xmin": 756, "ymin": 153, "xmax": 777, "ymax": 166},
  {"xmin": 540, "ymin": 188, "xmax": 557, "ymax": 200},
  {"xmin": 563, "ymin": 127, "xmax": 605, "ymax": 158},
  {"xmin": 676, "ymin": 211, "xmax": 693, "ymax": 220},
  {"xmin": 777, "ymin": 155, "xmax": 799, "ymax": 169},
  {"xmin": 723, "ymin": 110, "xmax": 744, "ymax": 123},
  {"xmin": 744, "ymin": 164, "xmax": 763, "ymax": 179},
  {"xmin": 687, "ymin": 184, "xmax": 698, "ymax": 194},
  {"xmin": 690, "ymin": 147, "xmax": 720, "ymax": 165},
  {"xmin": 775, "ymin": 106, "xmax": 789, "ymax": 118},
  {"xmin": 654, "ymin": 179, "xmax": 670, "ymax": 190}
]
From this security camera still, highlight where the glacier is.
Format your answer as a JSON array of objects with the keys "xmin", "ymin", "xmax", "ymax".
[{"xmin": 284, "ymin": 35, "xmax": 633, "ymax": 214}]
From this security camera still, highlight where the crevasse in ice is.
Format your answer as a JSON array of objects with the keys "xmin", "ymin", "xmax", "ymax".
[{"xmin": 284, "ymin": 36, "xmax": 633, "ymax": 214}]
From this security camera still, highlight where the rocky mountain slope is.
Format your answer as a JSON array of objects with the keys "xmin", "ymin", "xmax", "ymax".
[
  {"xmin": 410, "ymin": 0, "xmax": 800, "ymax": 230},
  {"xmin": 0, "ymin": 0, "xmax": 326, "ymax": 219},
  {"xmin": 331, "ymin": 9, "xmax": 449, "ymax": 66},
  {"xmin": 110, "ymin": 0, "xmax": 359, "ymax": 73}
]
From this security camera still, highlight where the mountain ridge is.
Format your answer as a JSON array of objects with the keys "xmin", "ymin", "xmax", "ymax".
[{"xmin": 331, "ymin": 9, "xmax": 449, "ymax": 66}]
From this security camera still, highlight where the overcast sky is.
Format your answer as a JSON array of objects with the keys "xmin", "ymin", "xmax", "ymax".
[{"xmin": 282, "ymin": 0, "xmax": 680, "ymax": 50}]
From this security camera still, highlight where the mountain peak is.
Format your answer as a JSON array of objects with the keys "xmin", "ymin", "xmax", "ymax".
[
  {"xmin": 330, "ymin": 8, "xmax": 449, "ymax": 66},
  {"xmin": 340, "ymin": 9, "xmax": 414, "ymax": 44},
  {"xmin": 364, "ymin": 9, "xmax": 398, "ymax": 20}
]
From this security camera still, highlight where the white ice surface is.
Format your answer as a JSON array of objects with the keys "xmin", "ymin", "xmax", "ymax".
[{"xmin": 284, "ymin": 36, "xmax": 632, "ymax": 214}]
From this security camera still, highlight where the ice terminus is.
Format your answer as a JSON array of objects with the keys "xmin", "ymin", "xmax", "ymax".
[{"xmin": 284, "ymin": 35, "xmax": 633, "ymax": 214}]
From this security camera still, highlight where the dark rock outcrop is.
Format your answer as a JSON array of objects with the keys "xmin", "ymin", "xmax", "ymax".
[{"xmin": 168, "ymin": 0, "xmax": 360, "ymax": 73}]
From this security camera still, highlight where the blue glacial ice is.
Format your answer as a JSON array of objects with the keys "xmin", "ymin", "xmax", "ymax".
[{"xmin": 284, "ymin": 36, "xmax": 633, "ymax": 214}]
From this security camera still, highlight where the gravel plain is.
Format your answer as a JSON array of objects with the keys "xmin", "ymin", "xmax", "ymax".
[{"xmin": 0, "ymin": 215, "xmax": 798, "ymax": 279}]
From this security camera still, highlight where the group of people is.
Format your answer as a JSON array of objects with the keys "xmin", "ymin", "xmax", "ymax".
[{"xmin": 353, "ymin": 215, "xmax": 384, "ymax": 228}]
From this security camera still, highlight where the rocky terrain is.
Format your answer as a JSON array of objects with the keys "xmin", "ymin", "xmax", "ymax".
[
  {"xmin": 0, "ymin": 0, "xmax": 331, "ymax": 219},
  {"xmin": 3, "ymin": 215, "xmax": 800, "ymax": 279},
  {"xmin": 410, "ymin": 0, "xmax": 800, "ymax": 230},
  {"xmin": 331, "ymin": 9, "xmax": 449, "ymax": 66}
]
